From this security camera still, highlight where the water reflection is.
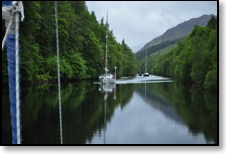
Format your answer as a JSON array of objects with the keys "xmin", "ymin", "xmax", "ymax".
[
  {"xmin": 98, "ymin": 83, "xmax": 116, "ymax": 144},
  {"xmin": 2, "ymin": 80, "xmax": 217, "ymax": 144},
  {"xmin": 2, "ymin": 90, "xmax": 11, "ymax": 144},
  {"xmin": 99, "ymin": 83, "xmax": 115, "ymax": 93},
  {"xmin": 2, "ymin": 84, "xmax": 22, "ymax": 144},
  {"xmin": 89, "ymin": 83, "xmax": 136, "ymax": 144},
  {"xmin": 137, "ymin": 83, "xmax": 184, "ymax": 125},
  {"xmin": 58, "ymin": 86, "xmax": 63, "ymax": 144},
  {"xmin": 136, "ymin": 82, "xmax": 217, "ymax": 144}
]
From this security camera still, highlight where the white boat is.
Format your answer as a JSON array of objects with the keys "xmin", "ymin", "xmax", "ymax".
[
  {"xmin": 99, "ymin": 73, "xmax": 116, "ymax": 84},
  {"xmin": 143, "ymin": 72, "xmax": 149, "ymax": 76},
  {"xmin": 99, "ymin": 11, "xmax": 116, "ymax": 84}
]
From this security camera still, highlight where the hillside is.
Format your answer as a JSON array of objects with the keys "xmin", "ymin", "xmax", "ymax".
[
  {"xmin": 144, "ymin": 16, "xmax": 217, "ymax": 90},
  {"xmin": 135, "ymin": 14, "xmax": 214, "ymax": 60}
]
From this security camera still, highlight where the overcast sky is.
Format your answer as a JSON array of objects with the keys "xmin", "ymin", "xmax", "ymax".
[{"xmin": 86, "ymin": 1, "xmax": 217, "ymax": 52}]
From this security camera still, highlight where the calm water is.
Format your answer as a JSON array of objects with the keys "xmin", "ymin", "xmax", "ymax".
[{"xmin": 2, "ymin": 77, "xmax": 218, "ymax": 144}]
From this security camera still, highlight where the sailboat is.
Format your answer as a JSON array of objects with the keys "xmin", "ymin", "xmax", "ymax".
[
  {"xmin": 99, "ymin": 11, "xmax": 116, "ymax": 84},
  {"xmin": 143, "ymin": 50, "xmax": 149, "ymax": 76}
]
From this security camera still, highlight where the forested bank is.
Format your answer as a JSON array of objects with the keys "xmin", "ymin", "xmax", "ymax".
[
  {"xmin": 2, "ymin": 1, "xmax": 137, "ymax": 83},
  {"xmin": 140, "ymin": 16, "xmax": 217, "ymax": 90}
]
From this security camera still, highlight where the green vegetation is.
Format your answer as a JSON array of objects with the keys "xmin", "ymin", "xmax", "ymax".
[
  {"xmin": 140, "ymin": 16, "xmax": 217, "ymax": 90},
  {"xmin": 2, "ymin": 1, "xmax": 137, "ymax": 83}
]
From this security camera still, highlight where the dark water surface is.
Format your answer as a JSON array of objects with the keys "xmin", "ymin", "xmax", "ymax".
[{"xmin": 2, "ymin": 77, "xmax": 218, "ymax": 144}]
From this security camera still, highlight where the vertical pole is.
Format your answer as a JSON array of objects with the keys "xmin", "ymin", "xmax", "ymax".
[
  {"xmin": 145, "ymin": 50, "xmax": 147, "ymax": 73},
  {"xmin": 105, "ymin": 11, "xmax": 108, "ymax": 75},
  {"xmin": 15, "ymin": 9, "xmax": 21, "ymax": 145},
  {"xmin": 55, "ymin": 1, "xmax": 63, "ymax": 144}
]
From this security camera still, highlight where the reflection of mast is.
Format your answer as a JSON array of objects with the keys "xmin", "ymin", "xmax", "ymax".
[
  {"xmin": 103, "ymin": 91, "xmax": 107, "ymax": 144},
  {"xmin": 98, "ymin": 83, "xmax": 116, "ymax": 144},
  {"xmin": 145, "ymin": 82, "xmax": 146, "ymax": 100},
  {"xmin": 114, "ymin": 85, "xmax": 117, "ymax": 100}
]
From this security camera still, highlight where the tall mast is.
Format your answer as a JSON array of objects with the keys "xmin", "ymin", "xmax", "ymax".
[
  {"xmin": 105, "ymin": 11, "xmax": 108, "ymax": 75},
  {"xmin": 145, "ymin": 50, "xmax": 147, "ymax": 72}
]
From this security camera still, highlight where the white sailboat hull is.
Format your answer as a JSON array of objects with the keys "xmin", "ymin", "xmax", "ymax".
[{"xmin": 99, "ymin": 74, "xmax": 116, "ymax": 84}]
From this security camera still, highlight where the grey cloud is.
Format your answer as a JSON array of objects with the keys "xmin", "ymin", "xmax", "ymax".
[{"xmin": 86, "ymin": 1, "xmax": 217, "ymax": 52}]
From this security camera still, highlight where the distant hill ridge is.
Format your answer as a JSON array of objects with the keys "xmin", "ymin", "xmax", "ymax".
[{"xmin": 135, "ymin": 14, "xmax": 215, "ymax": 60}]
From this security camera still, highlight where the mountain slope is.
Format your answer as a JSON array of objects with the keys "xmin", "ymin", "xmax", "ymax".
[{"xmin": 135, "ymin": 14, "xmax": 214, "ymax": 60}]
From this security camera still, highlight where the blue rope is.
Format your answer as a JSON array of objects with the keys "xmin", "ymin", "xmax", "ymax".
[
  {"xmin": 6, "ymin": 34, "xmax": 22, "ymax": 144},
  {"xmin": 2, "ymin": 1, "xmax": 13, "ymax": 6}
]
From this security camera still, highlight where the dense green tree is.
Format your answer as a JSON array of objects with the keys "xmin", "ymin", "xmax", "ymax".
[
  {"xmin": 207, "ymin": 16, "xmax": 217, "ymax": 29},
  {"xmin": 20, "ymin": 1, "xmax": 42, "ymax": 81},
  {"xmin": 2, "ymin": 1, "xmax": 137, "ymax": 83},
  {"xmin": 142, "ymin": 16, "xmax": 217, "ymax": 90},
  {"xmin": 120, "ymin": 39, "xmax": 137, "ymax": 76}
]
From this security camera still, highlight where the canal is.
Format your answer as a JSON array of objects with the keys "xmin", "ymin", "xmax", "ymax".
[{"xmin": 2, "ymin": 76, "xmax": 218, "ymax": 144}]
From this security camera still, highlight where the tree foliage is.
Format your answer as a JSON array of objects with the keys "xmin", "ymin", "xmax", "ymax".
[
  {"xmin": 141, "ymin": 16, "xmax": 217, "ymax": 90},
  {"xmin": 2, "ymin": 1, "xmax": 137, "ymax": 83}
]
